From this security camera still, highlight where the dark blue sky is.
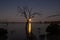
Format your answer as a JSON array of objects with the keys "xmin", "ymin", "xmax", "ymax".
[{"xmin": 0, "ymin": 0, "xmax": 60, "ymax": 22}]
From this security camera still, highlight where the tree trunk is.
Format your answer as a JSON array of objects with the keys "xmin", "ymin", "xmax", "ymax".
[
  {"xmin": 25, "ymin": 19, "xmax": 37, "ymax": 40},
  {"xmin": 25, "ymin": 20, "xmax": 29, "ymax": 40},
  {"xmin": 25, "ymin": 20, "xmax": 32, "ymax": 40}
]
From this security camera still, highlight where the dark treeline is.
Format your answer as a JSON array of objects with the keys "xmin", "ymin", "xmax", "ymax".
[{"xmin": 0, "ymin": 21, "xmax": 60, "ymax": 24}]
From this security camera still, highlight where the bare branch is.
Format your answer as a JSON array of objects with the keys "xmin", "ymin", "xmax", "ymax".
[
  {"xmin": 31, "ymin": 12, "xmax": 41, "ymax": 18},
  {"xmin": 28, "ymin": 8, "xmax": 32, "ymax": 18},
  {"xmin": 23, "ymin": 11, "xmax": 27, "ymax": 19},
  {"xmin": 17, "ymin": 6, "xmax": 23, "ymax": 13},
  {"xmin": 46, "ymin": 14, "xmax": 60, "ymax": 18},
  {"xmin": 17, "ymin": 6, "xmax": 23, "ymax": 16},
  {"xmin": 17, "ymin": 6, "xmax": 42, "ymax": 20},
  {"xmin": 46, "ymin": 10, "xmax": 60, "ymax": 18},
  {"xmin": 17, "ymin": 6, "xmax": 28, "ymax": 19},
  {"xmin": 32, "ymin": 12, "xmax": 41, "ymax": 15}
]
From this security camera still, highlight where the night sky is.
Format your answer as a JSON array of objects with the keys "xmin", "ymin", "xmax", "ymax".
[{"xmin": 0, "ymin": 0, "xmax": 60, "ymax": 22}]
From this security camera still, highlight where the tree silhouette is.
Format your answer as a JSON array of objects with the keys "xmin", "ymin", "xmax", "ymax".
[
  {"xmin": 46, "ymin": 23, "xmax": 60, "ymax": 40},
  {"xmin": 17, "ymin": 6, "xmax": 41, "ymax": 40},
  {"xmin": 46, "ymin": 23, "xmax": 59, "ymax": 34},
  {"xmin": 17, "ymin": 6, "xmax": 41, "ymax": 20}
]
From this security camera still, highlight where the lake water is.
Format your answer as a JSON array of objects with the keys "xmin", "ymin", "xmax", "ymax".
[{"xmin": 0, "ymin": 23, "xmax": 58, "ymax": 40}]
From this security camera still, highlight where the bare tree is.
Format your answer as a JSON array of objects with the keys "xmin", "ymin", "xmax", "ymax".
[{"xmin": 17, "ymin": 6, "xmax": 41, "ymax": 40}]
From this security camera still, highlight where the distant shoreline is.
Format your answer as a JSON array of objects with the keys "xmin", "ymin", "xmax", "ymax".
[{"xmin": 0, "ymin": 21, "xmax": 60, "ymax": 24}]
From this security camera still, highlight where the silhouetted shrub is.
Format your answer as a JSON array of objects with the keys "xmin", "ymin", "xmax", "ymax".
[
  {"xmin": 46, "ymin": 23, "xmax": 60, "ymax": 40},
  {"xmin": 0, "ymin": 28, "xmax": 8, "ymax": 40},
  {"xmin": 46, "ymin": 23, "xmax": 60, "ymax": 34}
]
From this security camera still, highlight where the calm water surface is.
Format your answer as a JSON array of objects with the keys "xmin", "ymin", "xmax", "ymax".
[{"xmin": 0, "ymin": 23, "xmax": 49, "ymax": 40}]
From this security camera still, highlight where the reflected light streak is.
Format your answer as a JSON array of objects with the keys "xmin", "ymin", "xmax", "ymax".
[{"xmin": 28, "ymin": 18, "xmax": 32, "ymax": 33}]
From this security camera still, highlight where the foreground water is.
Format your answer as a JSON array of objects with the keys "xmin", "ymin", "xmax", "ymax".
[{"xmin": 0, "ymin": 22, "xmax": 58, "ymax": 40}]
